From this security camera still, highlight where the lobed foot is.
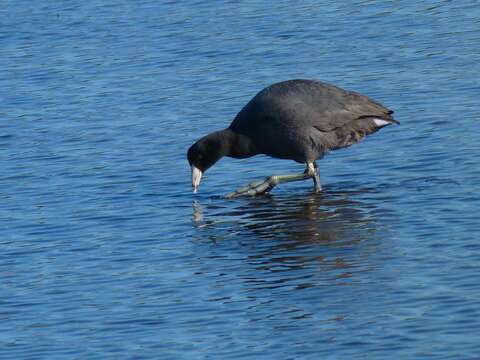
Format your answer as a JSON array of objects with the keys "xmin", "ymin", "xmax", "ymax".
[{"xmin": 225, "ymin": 176, "xmax": 279, "ymax": 199}]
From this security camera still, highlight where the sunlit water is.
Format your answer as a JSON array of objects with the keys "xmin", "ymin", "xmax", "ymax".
[{"xmin": 2, "ymin": 1, "xmax": 480, "ymax": 358}]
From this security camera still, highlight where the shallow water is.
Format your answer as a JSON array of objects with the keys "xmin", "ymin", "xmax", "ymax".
[{"xmin": 2, "ymin": 1, "xmax": 480, "ymax": 358}]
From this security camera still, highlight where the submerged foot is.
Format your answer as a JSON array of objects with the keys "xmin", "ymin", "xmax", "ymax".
[
  {"xmin": 225, "ymin": 172, "xmax": 314, "ymax": 199},
  {"xmin": 225, "ymin": 176, "xmax": 279, "ymax": 199}
]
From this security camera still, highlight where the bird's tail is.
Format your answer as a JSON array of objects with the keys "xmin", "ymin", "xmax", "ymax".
[{"xmin": 330, "ymin": 116, "xmax": 399, "ymax": 150}]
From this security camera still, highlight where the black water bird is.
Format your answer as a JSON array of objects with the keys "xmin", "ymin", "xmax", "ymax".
[{"xmin": 187, "ymin": 79, "xmax": 398, "ymax": 197}]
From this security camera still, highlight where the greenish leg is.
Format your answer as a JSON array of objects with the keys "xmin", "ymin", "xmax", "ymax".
[
  {"xmin": 225, "ymin": 162, "xmax": 320, "ymax": 199},
  {"xmin": 312, "ymin": 162, "xmax": 322, "ymax": 192}
]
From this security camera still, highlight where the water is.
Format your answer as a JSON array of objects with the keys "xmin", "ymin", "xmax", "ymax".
[{"xmin": 2, "ymin": 1, "xmax": 480, "ymax": 358}]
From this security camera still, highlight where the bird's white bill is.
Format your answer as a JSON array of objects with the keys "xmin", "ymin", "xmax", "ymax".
[{"xmin": 191, "ymin": 166, "xmax": 203, "ymax": 193}]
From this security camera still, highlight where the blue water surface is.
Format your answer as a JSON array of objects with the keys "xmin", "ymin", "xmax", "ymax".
[{"xmin": 1, "ymin": 1, "xmax": 480, "ymax": 358}]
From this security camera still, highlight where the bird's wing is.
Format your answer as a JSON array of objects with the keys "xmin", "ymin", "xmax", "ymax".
[
  {"xmin": 230, "ymin": 80, "xmax": 395, "ymax": 134},
  {"xmin": 290, "ymin": 82, "xmax": 395, "ymax": 132}
]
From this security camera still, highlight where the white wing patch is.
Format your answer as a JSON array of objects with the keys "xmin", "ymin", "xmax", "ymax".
[{"xmin": 373, "ymin": 118, "xmax": 391, "ymax": 127}]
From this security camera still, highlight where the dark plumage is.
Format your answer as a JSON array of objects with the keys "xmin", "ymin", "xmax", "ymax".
[{"xmin": 187, "ymin": 79, "xmax": 398, "ymax": 195}]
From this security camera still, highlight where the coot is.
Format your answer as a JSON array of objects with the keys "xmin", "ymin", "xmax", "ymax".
[{"xmin": 187, "ymin": 79, "xmax": 398, "ymax": 197}]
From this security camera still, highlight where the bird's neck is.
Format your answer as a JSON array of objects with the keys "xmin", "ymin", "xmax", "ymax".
[
  {"xmin": 204, "ymin": 129, "xmax": 234, "ymax": 158},
  {"xmin": 219, "ymin": 128, "xmax": 257, "ymax": 159},
  {"xmin": 201, "ymin": 128, "xmax": 256, "ymax": 169}
]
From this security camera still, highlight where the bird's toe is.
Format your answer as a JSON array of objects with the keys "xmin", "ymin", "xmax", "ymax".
[{"xmin": 225, "ymin": 177, "xmax": 277, "ymax": 198}]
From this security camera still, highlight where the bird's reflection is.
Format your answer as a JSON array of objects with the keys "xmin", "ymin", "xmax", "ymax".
[
  {"xmin": 193, "ymin": 187, "xmax": 377, "ymax": 247},
  {"xmin": 192, "ymin": 187, "xmax": 384, "ymax": 324}
]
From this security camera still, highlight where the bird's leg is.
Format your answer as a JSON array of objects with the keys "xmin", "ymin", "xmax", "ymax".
[
  {"xmin": 225, "ymin": 162, "xmax": 318, "ymax": 199},
  {"xmin": 225, "ymin": 173, "xmax": 311, "ymax": 198},
  {"xmin": 312, "ymin": 161, "xmax": 322, "ymax": 192}
]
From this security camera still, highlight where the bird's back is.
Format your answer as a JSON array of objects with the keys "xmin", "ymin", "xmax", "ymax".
[
  {"xmin": 229, "ymin": 79, "xmax": 396, "ymax": 162},
  {"xmin": 230, "ymin": 79, "xmax": 393, "ymax": 131}
]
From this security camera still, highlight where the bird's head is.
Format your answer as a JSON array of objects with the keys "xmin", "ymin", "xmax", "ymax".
[{"xmin": 187, "ymin": 132, "xmax": 229, "ymax": 193}]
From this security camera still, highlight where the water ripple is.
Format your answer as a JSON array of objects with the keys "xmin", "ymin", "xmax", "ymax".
[{"xmin": 1, "ymin": 0, "xmax": 480, "ymax": 358}]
